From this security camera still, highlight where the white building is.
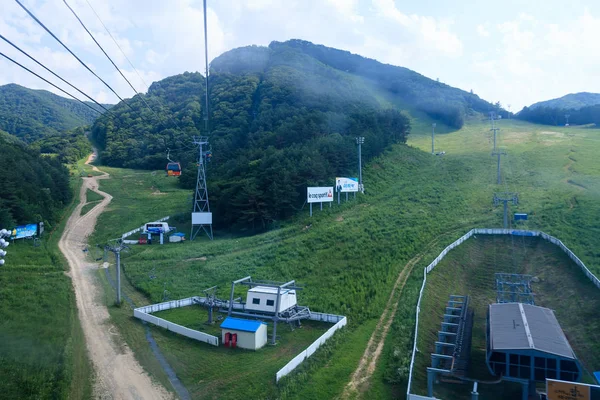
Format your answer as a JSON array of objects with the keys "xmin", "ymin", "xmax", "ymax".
[
  {"xmin": 220, "ymin": 317, "xmax": 267, "ymax": 350},
  {"xmin": 245, "ymin": 286, "xmax": 297, "ymax": 314}
]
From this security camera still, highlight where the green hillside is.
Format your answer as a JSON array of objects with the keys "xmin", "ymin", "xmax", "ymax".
[
  {"xmin": 529, "ymin": 92, "xmax": 600, "ymax": 110},
  {"xmin": 87, "ymin": 117, "xmax": 600, "ymax": 399},
  {"xmin": 91, "ymin": 39, "xmax": 495, "ymax": 229},
  {"xmin": 0, "ymin": 130, "xmax": 73, "ymax": 228},
  {"xmin": 0, "ymin": 83, "xmax": 108, "ymax": 142}
]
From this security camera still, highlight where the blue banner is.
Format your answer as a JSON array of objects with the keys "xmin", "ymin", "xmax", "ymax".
[{"xmin": 10, "ymin": 224, "xmax": 38, "ymax": 239}]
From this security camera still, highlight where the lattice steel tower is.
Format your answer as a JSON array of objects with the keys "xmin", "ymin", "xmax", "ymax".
[{"xmin": 191, "ymin": 136, "xmax": 213, "ymax": 240}]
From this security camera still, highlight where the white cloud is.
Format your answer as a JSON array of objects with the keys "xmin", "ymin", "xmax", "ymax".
[{"xmin": 477, "ymin": 24, "xmax": 489, "ymax": 37}]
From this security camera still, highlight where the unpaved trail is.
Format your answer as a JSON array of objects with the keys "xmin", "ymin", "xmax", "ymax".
[
  {"xmin": 59, "ymin": 152, "xmax": 172, "ymax": 400},
  {"xmin": 342, "ymin": 234, "xmax": 453, "ymax": 398}
]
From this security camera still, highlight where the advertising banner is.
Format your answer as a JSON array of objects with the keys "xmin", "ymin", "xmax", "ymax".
[
  {"xmin": 335, "ymin": 177, "xmax": 359, "ymax": 193},
  {"xmin": 10, "ymin": 224, "xmax": 38, "ymax": 239},
  {"xmin": 307, "ymin": 187, "xmax": 334, "ymax": 203},
  {"xmin": 547, "ymin": 379, "xmax": 600, "ymax": 400}
]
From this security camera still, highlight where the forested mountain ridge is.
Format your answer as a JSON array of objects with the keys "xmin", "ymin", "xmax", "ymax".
[
  {"xmin": 0, "ymin": 130, "xmax": 72, "ymax": 228},
  {"xmin": 0, "ymin": 83, "xmax": 109, "ymax": 142},
  {"xmin": 528, "ymin": 92, "xmax": 600, "ymax": 110},
  {"xmin": 91, "ymin": 39, "xmax": 496, "ymax": 229}
]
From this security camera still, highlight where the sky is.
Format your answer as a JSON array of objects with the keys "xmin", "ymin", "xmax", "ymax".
[{"xmin": 2, "ymin": 0, "xmax": 600, "ymax": 111}]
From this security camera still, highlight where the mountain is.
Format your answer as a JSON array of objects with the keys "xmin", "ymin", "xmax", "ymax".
[
  {"xmin": 0, "ymin": 84, "xmax": 110, "ymax": 142},
  {"xmin": 528, "ymin": 92, "xmax": 600, "ymax": 110},
  {"xmin": 90, "ymin": 39, "xmax": 496, "ymax": 229},
  {"xmin": 518, "ymin": 92, "xmax": 600, "ymax": 126},
  {"xmin": 0, "ymin": 130, "xmax": 72, "ymax": 228}
]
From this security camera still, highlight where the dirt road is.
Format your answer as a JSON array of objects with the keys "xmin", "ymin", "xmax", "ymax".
[{"xmin": 59, "ymin": 153, "xmax": 171, "ymax": 399}]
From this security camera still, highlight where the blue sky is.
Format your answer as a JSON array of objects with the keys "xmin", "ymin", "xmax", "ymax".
[{"xmin": 2, "ymin": 0, "xmax": 600, "ymax": 111}]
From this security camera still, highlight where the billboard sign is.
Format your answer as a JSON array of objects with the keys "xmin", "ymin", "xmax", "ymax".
[
  {"xmin": 307, "ymin": 187, "xmax": 334, "ymax": 203},
  {"xmin": 191, "ymin": 212, "xmax": 212, "ymax": 224},
  {"xmin": 10, "ymin": 224, "xmax": 38, "ymax": 239},
  {"xmin": 546, "ymin": 379, "xmax": 600, "ymax": 400},
  {"xmin": 335, "ymin": 177, "xmax": 359, "ymax": 193}
]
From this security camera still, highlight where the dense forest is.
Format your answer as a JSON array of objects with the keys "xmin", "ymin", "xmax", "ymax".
[
  {"xmin": 0, "ymin": 131, "xmax": 72, "ymax": 229},
  {"xmin": 91, "ymin": 40, "xmax": 496, "ymax": 230},
  {"xmin": 517, "ymin": 104, "xmax": 600, "ymax": 126},
  {"xmin": 0, "ymin": 84, "xmax": 108, "ymax": 142},
  {"xmin": 528, "ymin": 92, "xmax": 600, "ymax": 111}
]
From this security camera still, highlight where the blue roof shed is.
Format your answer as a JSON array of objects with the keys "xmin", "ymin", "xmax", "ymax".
[{"xmin": 220, "ymin": 317, "xmax": 264, "ymax": 333}]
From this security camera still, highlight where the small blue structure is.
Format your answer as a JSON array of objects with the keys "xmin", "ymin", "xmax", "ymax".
[
  {"xmin": 487, "ymin": 303, "xmax": 582, "ymax": 383},
  {"xmin": 595, "ymin": 371, "xmax": 600, "ymax": 384},
  {"xmin": 220, "ymin": 317, "xmax": 263, "ymax": 332},
  {"xmin": 514, "ymin": 213, "xmax": 528, "ymax": 221}
]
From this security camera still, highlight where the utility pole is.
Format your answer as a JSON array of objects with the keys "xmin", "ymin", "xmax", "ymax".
[
  {"xmin": 491, "ymin": 127, "xmax": 500, "ymax": 151},
  {"xmin": 105, "ymin": 240, "xmax": 128, "ymax": 305},
  {"xmin": 431, "ymin": 123, "xmax": 436, "ymax": 154},
  {"xmin": 492, "ymin": 150, "xmax": 507, "ymax": 184},
  {"xmin": 565, "ymin": 114, "xmax": 570, "ymax": 126},
  {"xmin": 493, "ymin": 192, "xmax": 518, "ymax": 228},
  {"xmin": 507, "ymin": 104, "xmax": 511, "ymax": 119},
  {"xmin": 489, "ymin": 111, "xmax": 496, "ymax": 129},
  {"xmin": 356, "ymin": 137, "xmax": 365, "ymax": 193}
]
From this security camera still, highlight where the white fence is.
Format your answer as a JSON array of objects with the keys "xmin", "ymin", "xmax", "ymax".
[
  {"xmin": 406, "ymin": 228, "xmax": 600, "ymax": 398},
  {"xmin": 134, "ymin": 296, "xmax": 219, "ymax": 346},
  {"xmin": 275, "ymin": 313, "xmax": 347, "ymax": 382},
  {"xmin": 121, "ymin": 216, "xmax": 170, "ymax": 239}
]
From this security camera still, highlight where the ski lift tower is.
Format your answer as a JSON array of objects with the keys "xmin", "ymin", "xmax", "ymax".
[{"xmin": 190, "ymin": 136, "xmax": 213, "ymax": 240}]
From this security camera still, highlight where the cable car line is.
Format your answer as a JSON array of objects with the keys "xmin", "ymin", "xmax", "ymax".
[
  {"xmin": 81, "ymin": 0, "xmax": 188, "ymax": 134},
  {"xmin": 62, "ymin": 0, "xmax": 161, "ymax": 121},
  {"xmin": 0, "ymin": 33, "xmax": 111, "ymax": 114},
  {"xmin": 0, "ymin": 50, "xmax": 104, "ymax": 115},
  {"xmin": 14, "ymin": 0, "xmax": 134, "ymax": 111}
]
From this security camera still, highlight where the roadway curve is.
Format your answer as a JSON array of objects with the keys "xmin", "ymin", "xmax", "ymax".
[{"xmin": 59, "ymin": 152, "xmax": 171, "ymax": 400}]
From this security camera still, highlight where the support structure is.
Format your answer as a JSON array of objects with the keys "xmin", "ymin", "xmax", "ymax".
[
  {"xmin": 493, "ymin": 192, "xmax": 518, "ymax": 228},
  {"xmin": 492, "ymin": 149, "xmax": 507, "ymax": 184},
  {"xmin": 356, "ymin": 136, "xmax": 365, "ymax": 193},
  {"xmin": 431, "ymin": 123, "xmax": 436, "ymax": 154},
  {"xmin": 491, "ymin": 127, "xmax": 500, "ymax": 151},
  {"xmin": 105, "ymin": 240, "xmax": 128, "ymax": 305},
  {"xmin": 565, "ymin": 113, "xmax": 570, "ymax": 126},
  {"xmin": 190, "ymin": 136, "xmax": 213, "ymax": 241}
]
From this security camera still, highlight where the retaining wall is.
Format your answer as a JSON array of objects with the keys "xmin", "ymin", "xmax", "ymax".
[
  {"xmin": 275, "ymin": 313, "xmax": 347, "ymax": 382},
  {"xmin": 407, "ymin": 228, "xmax": 600, "ymax": 399},
  {"xmin": 134, "ymin": 297, "xmax": 219, "ymax": 346}
]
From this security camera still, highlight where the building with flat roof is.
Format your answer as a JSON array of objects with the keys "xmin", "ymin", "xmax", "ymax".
[
  {"xmin": 220, "ymin": 317, "xmax": 268, "ymax": 350},
  {"xmin": 487, "ymin": 303, "xmax": 582, "ymax": 382}
]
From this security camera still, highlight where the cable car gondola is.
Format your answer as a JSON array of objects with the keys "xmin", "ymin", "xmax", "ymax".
[
  {"xmin": 166, "ymin": 162, "xmax": 181, "ymax": 176},
  {"xmin": 166, "ymin": 149, "xmax": 181, "ymax": 176}
]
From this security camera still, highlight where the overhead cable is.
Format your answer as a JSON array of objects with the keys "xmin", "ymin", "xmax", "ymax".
[
  {"xmin": 82, "ymin": 0, "xmax": 187, "ymax": 133},
  {"xmin": 62, "ymin": 0, "xmax": 161, "ymax": 120},
  {"xmin": 0, "ymin": 33, "xmax": 110, "ymax": 114},
  {"xmin": 0, "ymin": 51, "xmax": 104, "ymax": 115},
  {"xmin": 15, "ymin": 0, "xmax": 133, "ymax": 110}
]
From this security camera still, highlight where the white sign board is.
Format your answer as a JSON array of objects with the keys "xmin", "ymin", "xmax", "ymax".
[
  {"xmin": 335, "ymin": 177, "xmax": 359, "ymax": 193},
  {"xmin": 191, "ymin": 212, "xmax": 213, "ymax": 224},
  {"xmin": 307, "ymin": 187, "xmax": 334, "ymax": 203}
]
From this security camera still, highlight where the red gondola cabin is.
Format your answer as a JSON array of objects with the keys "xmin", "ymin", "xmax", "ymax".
[{"xmin": 166, "ymin": 162, "xmax": 181, "ymax": 176}]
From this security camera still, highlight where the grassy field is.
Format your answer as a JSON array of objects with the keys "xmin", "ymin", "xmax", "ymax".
[
  {"xmin": 0, "ymin": 175, "xmax": 93, "ymax": 399},
  {"xmin": 87, "ymin": 117, "xmax": 600, "ymax": 399},
  {"xmin": 411, "ymin": 235, "xmax": 600, "ymax": 399}
]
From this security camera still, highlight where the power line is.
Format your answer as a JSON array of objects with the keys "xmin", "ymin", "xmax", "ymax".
[
  {"xmin": 0, "ymin": 33, "xmax": 110, "ymax": 114},
  {"xmin": 15, "ymin": 0, "xmax": 132, "ymax": 109},
  {"xmin": 81, "ymin": 0, "xmax": 194, "ymax": 150},
  {"xmin": 62, "ymin": 0, "xmax": 160, "ymax": 120},
  {"xmin": 0, "ymin": 50, "xmax": 104, "ymax": 115}
]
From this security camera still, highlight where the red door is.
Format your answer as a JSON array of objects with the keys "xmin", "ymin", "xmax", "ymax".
[
  {"xmin": 224, "ymin": 332, "xmax": 231, "ymax": 347},
  {"xmin": 232, "ymin": 333, "xmax": 237, "ymax": 348}
]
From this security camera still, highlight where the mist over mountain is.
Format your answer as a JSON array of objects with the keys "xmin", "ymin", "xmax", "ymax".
[{"xmin": 90, "ymin": 39, "xmax": 496, "ymax": 229}]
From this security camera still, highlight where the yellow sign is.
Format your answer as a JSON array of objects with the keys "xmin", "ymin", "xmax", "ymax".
[{"xmin": 547, "ymin": 379, "xmax": 590, "ymax": 400}]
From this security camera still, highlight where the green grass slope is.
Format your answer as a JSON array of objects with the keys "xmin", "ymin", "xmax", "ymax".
[
  {"xmin": 0, "ymin": 174, "xmax": 92, "ymax": 399},
  {"xmin": 88, "ymin": 117, "xmax": 600, "ymax": 399}
]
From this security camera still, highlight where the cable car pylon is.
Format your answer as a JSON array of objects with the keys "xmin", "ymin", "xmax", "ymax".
[{"xmin": 190, "ymin": 136, "xmax": 213, "ymax": 241}]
